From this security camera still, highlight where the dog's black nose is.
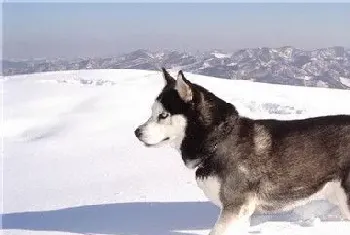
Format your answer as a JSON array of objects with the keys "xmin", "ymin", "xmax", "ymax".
[{"xmin": 134, "ymin": 128, "xmax": 142, "ymax": 138}]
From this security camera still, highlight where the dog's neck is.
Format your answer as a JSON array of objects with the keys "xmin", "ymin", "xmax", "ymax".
[{"xmin": 180, "ymin": 100, "xmax": 238, "ymax": 169}]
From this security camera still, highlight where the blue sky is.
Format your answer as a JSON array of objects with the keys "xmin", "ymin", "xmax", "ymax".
[{"xmin": 3, "ymin": 2, "xmax": 350, "ymax": 59}]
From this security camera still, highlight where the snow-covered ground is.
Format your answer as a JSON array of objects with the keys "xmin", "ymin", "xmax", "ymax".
[{"xmin": 1, "ymin": 69, "xmax": 350, "ymax": 235}]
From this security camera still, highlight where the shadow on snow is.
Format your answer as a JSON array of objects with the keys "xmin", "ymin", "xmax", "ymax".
[{"xmin": 2, "ymin": 200, "xmax": 341, "ymax": 235}]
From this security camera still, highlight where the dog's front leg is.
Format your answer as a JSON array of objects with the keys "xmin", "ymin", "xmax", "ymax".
[{"xmin": 209, "ymin": 196, "xmax": 256, "ymax": 235}]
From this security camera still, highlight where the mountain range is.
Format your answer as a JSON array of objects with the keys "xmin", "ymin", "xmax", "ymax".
[{"xmin": 3, "ymin": 46, "xmax": 350, "ymax": 89}]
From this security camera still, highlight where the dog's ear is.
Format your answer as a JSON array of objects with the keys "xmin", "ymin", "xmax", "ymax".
[
  {"xmin": 176, "ymin": 70, "xmax": 192, "ymax": 102},
  {"xmin": 161, "ymin": 67, "xmax": 175, "ymax": 86}
]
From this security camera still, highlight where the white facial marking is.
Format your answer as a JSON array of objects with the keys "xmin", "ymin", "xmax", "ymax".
[
  {"xmin": 196, "ymin": 176, "xmax": 222, "ymax": 207},
  {"xmin": 139, "ymin": 101, "xmax": 187, "ymax": 150}
]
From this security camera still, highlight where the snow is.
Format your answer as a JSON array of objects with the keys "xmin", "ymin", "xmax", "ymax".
[
  {"xmin": 211, "ymin": 52, "xmax": 232, "ymax": 59},
  {"xmin": 200, "ymin": 62, "xmax": 211, "ymax": 69},
  {"xmin": 227, "ymin": 62, "xmax": 237, "ymax": 66},
  {"xmin": 151, "ymin": 52, "xmax": 165, "ymax": 60},
  {"xmin": 2, "ymin": 69, "xmax": 350, "ymax": 235},
  {"xmin": 340, "ymin": 77, "xmax": 350, "ymax": 88},
  {"xmin": 278, "ymin": 48, "xmax": 294, "ymax": 60}
]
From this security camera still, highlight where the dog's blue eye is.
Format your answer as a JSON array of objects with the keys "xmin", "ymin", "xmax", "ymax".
[{"xmin": 159, "ymin": 113, "xmax": 169, "ymax": 120}]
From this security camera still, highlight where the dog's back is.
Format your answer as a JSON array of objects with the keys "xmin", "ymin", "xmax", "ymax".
[{"xmin": 257, "ymin": 114, "xmax": 350, "ymax": 169}]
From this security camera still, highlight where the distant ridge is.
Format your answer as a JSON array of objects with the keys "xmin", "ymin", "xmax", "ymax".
[{"xmin": 3, "ymin": 46, "xmax": 350, "ymax": 89}]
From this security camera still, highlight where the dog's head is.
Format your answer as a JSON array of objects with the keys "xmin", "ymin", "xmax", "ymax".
[
  {"xmin": 134, "ymin": 68, "xmax": 192, "ymax": 150},
  {"xmin": 134, "ymin": 68, "xmax": 237, "ymax": 167}
]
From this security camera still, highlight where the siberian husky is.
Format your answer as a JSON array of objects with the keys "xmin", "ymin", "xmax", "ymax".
[{"xmin": 135, "ymin": 68, "xmax": 350, "ymax": 235}]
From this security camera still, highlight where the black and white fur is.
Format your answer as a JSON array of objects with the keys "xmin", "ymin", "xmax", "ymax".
[{"xmin": 135, "ymin": 68, "xmax": 350, "ymax": 235}]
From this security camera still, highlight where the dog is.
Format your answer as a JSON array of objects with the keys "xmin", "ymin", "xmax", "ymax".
[{"xmin": 134, "ymin": 68, "xmax": 350, "ymax": 235}]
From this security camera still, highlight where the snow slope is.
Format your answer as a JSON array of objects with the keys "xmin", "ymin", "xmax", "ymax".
[{"xmin": 2, "ymin": 69, "xmax": 350, "ymax": 235}]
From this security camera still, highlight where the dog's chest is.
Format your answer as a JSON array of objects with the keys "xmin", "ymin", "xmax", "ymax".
[{"xmin": 196, "ymin": 175, "xmax": 222, "ymax": 207}]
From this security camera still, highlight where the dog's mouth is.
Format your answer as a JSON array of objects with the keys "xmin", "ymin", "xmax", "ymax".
[{"xmin": 144, "ymin": 137, "xmax": 170, "ymax": 147}]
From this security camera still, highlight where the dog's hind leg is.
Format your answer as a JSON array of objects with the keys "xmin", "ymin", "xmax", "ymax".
[
  {"xmin": 329, "ymin": 170, "xmax": 350, "ymax": 220},
  {"xmin": 338, "ymin": 170, "xmax": 350, "ymax": 220}
]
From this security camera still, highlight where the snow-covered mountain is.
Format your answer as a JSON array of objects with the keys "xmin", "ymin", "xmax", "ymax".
[
  {"xmin": 2, "ymin": 69, "xmax": 350, "ymax": 235},
  {"xmin": 3, "ymin": 46, "xmax": 350, "ymax": 89}
]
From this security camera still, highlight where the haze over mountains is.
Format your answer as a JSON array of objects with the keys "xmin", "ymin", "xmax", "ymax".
[{"xmin": 3, "ymin": 46, "xmax": 350, "ymax": 89}]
